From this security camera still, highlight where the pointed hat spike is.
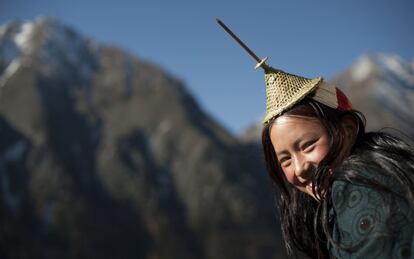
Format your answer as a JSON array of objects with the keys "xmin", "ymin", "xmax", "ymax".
[{"xmin": 216, "ymin": 19, "xmax": 269, "ymax": 70}]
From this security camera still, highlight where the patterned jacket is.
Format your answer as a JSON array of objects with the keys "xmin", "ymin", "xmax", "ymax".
[{"xmin": 328, "ymin": 167, "xmax": 414, "ymax": 258}]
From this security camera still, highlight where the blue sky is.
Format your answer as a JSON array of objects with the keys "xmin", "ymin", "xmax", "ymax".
[{"xmin": 1, "ymin": 0, "xmax": 413, "ymax": 134}]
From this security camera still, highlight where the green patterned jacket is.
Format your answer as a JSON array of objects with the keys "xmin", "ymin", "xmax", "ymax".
[{"xmin": 328, "ymin": 169, "xmax": 414, "ymax": 258}]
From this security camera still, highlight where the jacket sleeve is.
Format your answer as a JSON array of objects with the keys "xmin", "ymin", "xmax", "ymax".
[{"xmin": 328, "ymin": 174, "xmax": 414, "ymax": 259}]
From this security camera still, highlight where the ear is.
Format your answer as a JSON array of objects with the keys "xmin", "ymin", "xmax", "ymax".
[{"xmin": 340, "ymin": 115, "xmax": 358, "ymax": 142}]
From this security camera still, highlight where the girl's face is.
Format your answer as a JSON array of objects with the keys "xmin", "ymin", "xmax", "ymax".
[{"xmin": 270, "ymin": 116, "xmax": 331, "ymax": 199}]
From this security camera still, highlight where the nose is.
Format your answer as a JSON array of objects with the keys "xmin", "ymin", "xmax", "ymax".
[{"xmin": 293, "ymin": 155, "xmax": 311, "ymax": 183}]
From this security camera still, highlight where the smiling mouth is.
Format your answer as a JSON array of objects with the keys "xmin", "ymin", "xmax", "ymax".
[{"xmin": 298, "ymin": 178, "xmax": 312, "ymax": 187}]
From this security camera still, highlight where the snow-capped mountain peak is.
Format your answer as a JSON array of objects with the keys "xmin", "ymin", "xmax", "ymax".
[
  {"xmin": 14, "ymin": 20, "xmax": 37, "ymax": 53},
  {"xmin": 350, "ymin": 55, "xmax": 376, "ymax": 82},
  {"xmin": 375, "ymin": 54, "xmax": 414, "ymax": 87},
  {"xmin": 350, "ymin": 54, "xmax": 414, "ymax": 88},
  {"xmin": 0, "ymin": 16, "xmax": 100, "ymax": 90}
]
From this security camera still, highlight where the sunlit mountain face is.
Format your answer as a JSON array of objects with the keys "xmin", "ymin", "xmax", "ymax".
[
  {"xmin": 333, "ymin": 54, "xmax": 414, "ymax": 141},
  {"xmin": 0, "ymin": 17, "xmax": 285, "ymax": 259}
]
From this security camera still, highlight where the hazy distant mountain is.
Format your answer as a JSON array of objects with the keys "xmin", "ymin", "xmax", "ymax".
[
  {"xmin": 241, "ymin": 54, "xmax": 414, "ymax": 143},
  {"xmin": 0, "ymin": 17, "xmax": 285, "ymax": 259},
  {"xmin": 333, "ymin": 54, "xmax": 414, "ymax": 140}
]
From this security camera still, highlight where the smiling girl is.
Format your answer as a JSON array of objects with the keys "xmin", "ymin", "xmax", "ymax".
[
  {"xmin": 217, "ymin": 19, "xmax": 414, "ymax": 258},
  {"xmin": 261, "ymin": 86, "xmax": 414, "ymax": 258}
]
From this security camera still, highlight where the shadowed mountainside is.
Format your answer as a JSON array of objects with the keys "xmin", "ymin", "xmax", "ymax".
[{"xmin": 0, "ymin": 17, "xmax": 286, "ymax": 259}]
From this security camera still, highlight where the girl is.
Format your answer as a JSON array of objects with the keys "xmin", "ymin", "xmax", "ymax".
[
  {"xmin": 216, "ymin": 19, "xmax": 414, "ymax": 258},
  {"xmin": 261, "ymin": 71, "xmax": 414, "ymax": 258}
]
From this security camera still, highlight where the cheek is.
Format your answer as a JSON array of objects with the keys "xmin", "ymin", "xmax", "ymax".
[
  {"xmin": 281, "ymin": 167, "xmax": 295, "ymax": 184},
  {"xmin": 312, "ymin": 142, "xmax": 330, "ymax": 164}
]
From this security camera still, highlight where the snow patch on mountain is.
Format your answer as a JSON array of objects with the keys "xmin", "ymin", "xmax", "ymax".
[
  {"xmin": 0, "ymin": 16, "xmax": 100, "ymax": 92},
  {"xmin": 376, "ymin": 54, "xmax": 414, "ymax": 88},
  {"xmin": 0, "ymin": 58, "xmax": 21, "ymax": 87},
  {"xmin": 350, "ymin": 56, "xmax": 375, "ymax": 82},
  {"xmin": 371, "ymin": 54, "xmax": 414, "ymax": 111},
  {"xmin": 14, "ymin": 21, "xmax": 36, "ymax": 53},
  {"xmin": 0, "ymin": 19, "xmax": 40, "ymax": 87}
]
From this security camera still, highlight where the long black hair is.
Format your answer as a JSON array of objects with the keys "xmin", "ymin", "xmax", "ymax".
[{"xmin": 261, "ymin": 97, "xmax": 414, "ymax": 258}]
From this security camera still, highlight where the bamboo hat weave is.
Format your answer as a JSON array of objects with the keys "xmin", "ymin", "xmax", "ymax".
[{"xmin": 263, "ymin": 67, "xmax": 323, "ymax": 123}]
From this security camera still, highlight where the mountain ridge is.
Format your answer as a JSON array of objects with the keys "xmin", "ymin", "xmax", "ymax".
[{"xmin": 0, "ymin": 17, "xmax": 283, "ymax": 259}]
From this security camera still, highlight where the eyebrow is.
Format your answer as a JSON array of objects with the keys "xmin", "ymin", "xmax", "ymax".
[{"xmin": 276, "ymin": 133, "xmax": 317, "ymax": 157}]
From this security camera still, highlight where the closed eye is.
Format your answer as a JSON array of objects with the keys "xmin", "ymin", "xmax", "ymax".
[
  {"xmin": 302, "ymin": 139, "xmax": 317, "ymax": 152},
  {"xmin": 279, "ymin": 156, "xmax": 291, "ymax": 167}
]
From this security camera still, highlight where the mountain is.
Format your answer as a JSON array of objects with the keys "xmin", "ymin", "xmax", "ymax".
[
  {"xmin": 333, "ymin": 54, "xmax": 414, "ymax": 141},
  {"xmin": 241, "ymin": 54, "xmax": 414, "ymax": 143},
  {"xmin": 0, "ymin": 17, "xmax": 285, "ymax": 259}
]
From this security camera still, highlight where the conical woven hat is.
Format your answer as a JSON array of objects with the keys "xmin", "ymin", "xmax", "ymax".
[
  {"xmin": 215, "ymin": 19, "xmax": 349, "ymax": 124},
  {"xmin": 263, "ymin": 67, "xmax": 323, "ymax": 123}
]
